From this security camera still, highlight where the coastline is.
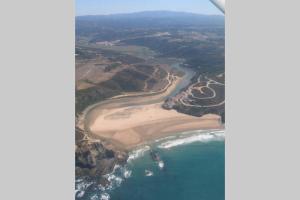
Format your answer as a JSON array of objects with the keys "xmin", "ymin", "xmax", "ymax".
[
  {"xmin": 78, "ymin": 68, "xmax": 223, "ymax": 151},
  {"xmin": 84, "ymin": 99, "xmax": 223, "ymax": 150},
  {"xmin": 76, "ymin": 128, "xmax": 225, "ymax": 200},
  {"xmin": 89, "ymin": 103, "xmax": 223, "ymax": 150},
  {"xmin": 75, "ymin": 64, "xmax": 224, "ymax": 198}
]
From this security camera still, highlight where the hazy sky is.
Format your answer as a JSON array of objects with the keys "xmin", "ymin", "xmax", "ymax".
[{"xmin": 76, "ymin": 0, "xmax": 222, "ymax": 16}]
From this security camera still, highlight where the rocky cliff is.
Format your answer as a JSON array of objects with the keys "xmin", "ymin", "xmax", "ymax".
[{"xmin": 75, "ymin": 127, "xmax": 128, "ymax": 184}]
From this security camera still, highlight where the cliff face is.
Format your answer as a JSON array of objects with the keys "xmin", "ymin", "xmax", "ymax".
[{"xmin": 75, "ymin": 128, "xmax": 128, "ymax": 181}]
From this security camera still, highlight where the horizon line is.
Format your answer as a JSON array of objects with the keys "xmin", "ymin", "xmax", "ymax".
[{"xmin": 75, "ymin": 10, "xmax": 224, "ymax": 17}]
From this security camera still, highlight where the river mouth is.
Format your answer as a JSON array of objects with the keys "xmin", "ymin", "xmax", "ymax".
[
  {"xmin": 83, "ymin": 60, "xmax": 196, "ymax": 133},
  {"xmin": 168, "ymin": 62, "xmax": 195, "ymax": 97},
  {"xmin": 76, "ymin": 60, "xmax": 223, "ymax": 200},
  {"xmin": 78, "ymin": 60, "xmax": 223, "ymax": 153}
]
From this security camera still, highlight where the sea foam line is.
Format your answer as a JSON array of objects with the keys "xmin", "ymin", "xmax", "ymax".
[
  {"xmin": 158, "ymin": 130, "xmax": 225, "ymax": 149},
  {"xmin": 75, "ymin": 130, "xmax": 224, "ymax": 199},
  {"xmin": 127, "ymin": 145, "xmax": 150, "ymax": 162}
]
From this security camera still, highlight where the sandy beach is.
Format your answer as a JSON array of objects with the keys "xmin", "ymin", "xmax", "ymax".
[
  {"xmin": 82, "ymin": 70, "xmax": 223, "ymax": 151},
  {"xmin": 87, "ymin": 102, "xmax": 223, "ymax": 150}
]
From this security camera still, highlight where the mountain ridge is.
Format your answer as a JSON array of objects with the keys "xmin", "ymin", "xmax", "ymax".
[{"xmin": 76, "ymin": 10, "xmax": 224, "ymax": 19}]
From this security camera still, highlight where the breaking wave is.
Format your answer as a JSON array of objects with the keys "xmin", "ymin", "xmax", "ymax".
[
  {"xmin": 76, "ymin": 130, "xmax": 224, "ymax": 199},
  {"xmin": 75, "ymin": 178, "xmax": 94, "ymax": 199},
  {"xmin": 100, "ymin": 193, "xmax": 110, "ymax": 200},
  {"xmin": 158, "ymin": 130, "xmax": 225, "ymax": 149},
  {"xmin": 103, "ymin": 164, "xmax": 132, "ymax": 190},
  {"xmin": 75, "ymin": 164, "xmax": 132, "ymax": 200},
  {"xmin": 145, "ymin": 170, "xmax": 154, "ymax": 177},
  {"xmin": 127, "ymin": 145, "xmax": 150, "ymax": 162},
  {"xmin": 158, "ymin": 161, "xmax": 165, "ymax": 169},
  {"xmin": 89, "ymin": 193, "xmax": 110, "ymax": 200},
  {"xmin": 154, "ymin": 135, "xmax": 177, "ymax": 143},
  {"xmin": 123, "ymin": 168, "xmax": 132, "ymax": 178}
]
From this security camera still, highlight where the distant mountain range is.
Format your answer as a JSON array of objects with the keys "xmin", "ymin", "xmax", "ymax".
[
  {"xmin": 76, "ymin": 11, "xmax": 224, "ymax": 30},
  {"xmin": 76, "ymin": 10, "xmax": 223, "ymax": 18}
]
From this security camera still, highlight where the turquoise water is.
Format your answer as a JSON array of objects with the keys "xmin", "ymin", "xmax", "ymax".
[{"xmin": 76, "ymin": 130, "xmax": 225, "ymax": 200}]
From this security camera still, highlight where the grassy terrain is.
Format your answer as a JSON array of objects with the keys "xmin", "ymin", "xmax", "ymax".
[{"xmin": 75, "ymin": 11, "xmax": 225, "ymax": 121}]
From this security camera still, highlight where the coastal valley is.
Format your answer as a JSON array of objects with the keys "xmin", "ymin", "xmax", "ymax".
[{"xmin": 75, "ymin": 11, "xmax": 225, "ymax": 185}]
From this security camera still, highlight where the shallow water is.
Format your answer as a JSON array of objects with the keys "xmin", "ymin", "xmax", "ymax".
[
  {"xmin": 76, "ymin": 130, "xmax": 225, "ymax": 200},
  {"xmin": 169, "ymin": 63, "xmax": 195, "ymax": 97}
]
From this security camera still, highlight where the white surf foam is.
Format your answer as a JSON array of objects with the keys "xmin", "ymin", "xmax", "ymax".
[
  {"xmin": 158, "ymin": 161, "xmax": 165, "ymax": 169},
  {"xmin": 154, "ymin": 135, "xmax": 177, "ymax": 143},
  {"xmin": 102, "ymin": 164, "xmax": 132, "ymax": 191},
  {"xmin": 100, "ymin": 193, "xmax": 110, "ymax": 200},
  {"xmin": 127, "ymin": 145, "xmax": 150, "ymax": 162},
  {"xmin": 104, "ymin": 173, "xmax": 123, "ymax": 190},
  {"xmin": 75, "ymin": 179, "xmax": 93, "ymax": 198},
  {"xmin": 91, "ymin": 194, "xmax": 99, "ymax": 200},
  {"xmin": 158, "ymin": 130, "xmax": 225, "ymax": 149},
  {"xmin": 145, "ymin": 170, "xmax": 154, "ymax": 176},
  {"xmin": 75, "ymin": 165, "xmax": 130, "ymax": 199},
  {"xmin": 75, "ymin": 190, "xmax": 85, "ymax": 198},
  {"xmin": 123, "ymin": 168, "xmax": 132, "ymax": 179}
]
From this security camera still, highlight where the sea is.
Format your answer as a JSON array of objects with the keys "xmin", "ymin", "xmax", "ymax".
[{"xmin": 75, "ymin": 130, "xmax": 225, "ymax": 200}]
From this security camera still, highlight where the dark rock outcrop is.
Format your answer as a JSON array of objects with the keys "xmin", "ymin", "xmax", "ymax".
[{"xmin": 75, "ymin": 128, "xmax": 128, "ymax": 180}]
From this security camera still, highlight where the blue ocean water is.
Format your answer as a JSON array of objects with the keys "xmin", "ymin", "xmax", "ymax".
[{"xmin": 76, "ymin": 130, "xmax": 225, "ymax": 200}]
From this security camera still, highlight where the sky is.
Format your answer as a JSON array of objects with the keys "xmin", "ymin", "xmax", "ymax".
[{"xmin": 76, "ymin": 0, "xmax": 222, "ymax": 16}]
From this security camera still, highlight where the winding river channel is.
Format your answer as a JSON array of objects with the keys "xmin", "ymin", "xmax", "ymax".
[{"xmin": 82, "ymin": 61, "xmax": 195, "ymax": 134}]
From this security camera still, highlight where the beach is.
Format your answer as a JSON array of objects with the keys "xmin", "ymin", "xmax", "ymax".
[
  {"xmin": 88, "ymin": 103, "xmax": 222, "ymax": 150},
  {"xmin": 81, "ymin": 64, "xmax": 223, "ymax": 151},
  {"xmin": 76, "ymin": 61, "xmax": 224, "ymax": 200},
  {"xmin": 82, "ymin": 75, "xmax": 224, "ymax": 150},
  {"xmin": 75, "ymin": 11, "xmax": 225, "ymax": 200}
]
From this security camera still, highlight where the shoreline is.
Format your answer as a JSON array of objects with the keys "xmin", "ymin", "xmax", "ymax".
[
  {"xmin": 87, "ymin": 102, "xmax": 223, "ymax": 151},
  {"xmin": 77, "ymin": 72, "xmax": 182, "ymax": 131},
  {"xmin": 79, "ymin": 65, "xmax": 223, "ymax": 151},
  {"xmin": 127, "ymin": 128, "xmax": 225, "ymax": 156},
  {"xmin": 128, "ymin": 126, "xmax": 225, "ymax": 152}
]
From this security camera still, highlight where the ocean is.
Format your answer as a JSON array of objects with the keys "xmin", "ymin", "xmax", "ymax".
[{"xmin": 76, "ymin": 130, "xmax": 225, "ymax": 200}]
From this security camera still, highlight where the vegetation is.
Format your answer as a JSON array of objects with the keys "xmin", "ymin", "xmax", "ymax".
[{"xmin": 75, "ymin": 11, "xmax": 225, "ymax": 121}]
